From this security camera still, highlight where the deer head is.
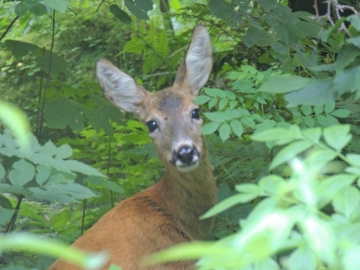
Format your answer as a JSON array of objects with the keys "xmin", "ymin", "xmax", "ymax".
[{"xmin": 96, "ymin": 24, "xmax": 212, "ymax": 173}]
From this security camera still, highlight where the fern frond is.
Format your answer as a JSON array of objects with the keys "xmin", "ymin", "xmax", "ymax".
[
  {"xmin": 143, "ymin": 53, "xmax": 154, "ymax": 75},
  {"xmin": 123, "ymin": 37, "xmax": 146, "ymax": 54},
  {"xmin": 157, "ymin": 29, "xmax": 169, "ymax": 59},
  {"xmin": 147, "ymin": 20, "xmax": 158, "ymax": 48}
]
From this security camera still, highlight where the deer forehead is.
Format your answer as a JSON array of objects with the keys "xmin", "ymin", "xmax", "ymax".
[{"xmin": 145, "ymin": 88, "xmax": 196, "ymax": 117}]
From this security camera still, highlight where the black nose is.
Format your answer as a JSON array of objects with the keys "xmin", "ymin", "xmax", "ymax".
[{"xmin": 175, "ymin": 146, "xmax": 194, "ymax": 165}]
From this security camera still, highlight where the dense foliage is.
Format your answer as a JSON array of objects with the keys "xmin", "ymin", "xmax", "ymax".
[{"xmin": 1, "ymin": 0, "xmax": 360, "ymax": 269}]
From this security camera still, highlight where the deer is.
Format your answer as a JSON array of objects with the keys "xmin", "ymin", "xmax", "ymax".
[{"xmin": 49, "ymin": 24, "xmax": 217, "ymax": 270}]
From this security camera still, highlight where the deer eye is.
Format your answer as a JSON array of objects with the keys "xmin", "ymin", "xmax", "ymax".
[
  {"xmin": 191, "ymin": 109, "xmax": 200, "ymax": 120},
  {"xmin": 146, "ymin": 120, "xmax": 158, "ymax": 133}
]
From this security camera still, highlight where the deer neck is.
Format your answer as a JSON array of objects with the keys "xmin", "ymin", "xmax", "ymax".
[{"xmin": 157, "ymin": 145, "xmax": 217, "ymax": 240}]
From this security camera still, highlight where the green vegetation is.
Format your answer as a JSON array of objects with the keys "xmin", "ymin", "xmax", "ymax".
[{"xmin": 1, "ymin": 0, "xmax": 360, "ymax": 269}]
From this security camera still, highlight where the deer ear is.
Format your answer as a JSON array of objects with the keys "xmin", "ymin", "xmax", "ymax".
[
  {"xmin": 174, "ymin": 24, "xmax": 212, "ymax": 97},
  {"xmin": 96, "ymin": 59, "xmax": 147, "ymax": 114}
]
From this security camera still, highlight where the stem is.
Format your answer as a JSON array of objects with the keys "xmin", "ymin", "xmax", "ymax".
[
  {"xmin": 5, "ymin": 195, "xmax": 24, "ymax": 233},
  {"xmin": 107, "ymin": 137, "xmax": 114, "ymax": 208},
  {"xmin": 38, "ymin": 10, "xmax": 56, "ymax": 143},
  {"xmin": 81, "ymin": 199, "xmax": 87, "ymax": 235},
  {"xmin": 0, "ymin": 16, "xmax": 19, "ymax": 42},
  {"xmin": 36, "ymin": 47, "xmax": 45, "ymax": 139}
]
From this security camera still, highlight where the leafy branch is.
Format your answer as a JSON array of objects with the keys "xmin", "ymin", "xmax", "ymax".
[{"xmin": 313, "ymin": 0, "xmax": 360, "ymax": 35}]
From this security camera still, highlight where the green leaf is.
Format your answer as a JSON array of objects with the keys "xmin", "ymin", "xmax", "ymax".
[
  {"xmin": 41, "ymin": 141, "xmax": 57, "ymax": 156},
  {"xmin": 346, "ymin": 154, "xmax": 360, "ymax": 167},
  {"xmin": 110, "ymin": 4, "xmax": 132, "ymax": 24},
  {"xmin": 224, "ymin": 91, "xmax": 236, "ymax": 99},
  {"xmin": 5, "ymin": 40, "xmax": 39, "ymax": 59},
  {"xmin": 203, "ymin": 111, "xmax": 232, "ymax": 122},
  {"xmin": 301, "ymin": 105, "xmax": 312, "ymax": 116},
  {"xmin": 347, "ymin": 36, "xmax": 360, "ymax": 49},
  {"xmin": 271, "ymin": 42, "xmax": 289, "ymax": 55},
  {"xmin": 31, "ymin": 182, "xmax": 97, "ymax": 202},
  {"xmin": 0, "ymin": 163, "xmax": 5, "ymax": 179},
  {"xmin": 194, "ymin": 95, "xmax": 211, "ymax": 105},
  {"xmin": 304, "ymin": 116, "xmax": 315, "ymax": 127},
  {"xmin": 134, "ymin": 0, "xmax": 153, "ymax": 11},
  {"xmin": 84, "ymin": 107, "xmax": 114, "ymax": 136},
  {"xmin": 285, "ymin": 80, "xmax": 334, "ymax": 107},
  {"xmin": 201, "ymin": 193, "xmax": 257, "ymax": 219},
  {"xmin": 230, "ymin": 119, "xmax": 243, "ymax": 137},
  {"xmin": 333, "ymin": 186, "xmax": 360, "ymax": 219},
  {"xmin": 36, "ymin": 165, "xmax": 51, "ymax": 186},
  {"xmin": 343, "ymin": 247, "xmax": 360, "ymax": 270},
  {"xmin": 15, "ymin": 3, "xmax": 28, "ymax": 16},
  {"xmin": 247, "ymin": 27, "xmax": 278, "ymax": 47},
  {"xmin": 202, "ymin": 122, "xmax": 220, "ymax": 135},
  {"xmin": 318, "ymin": 174, "xmax": 356, "ymax": 208},
  {"xmin": 258, "ymin": 76, "xmax": 312, "ymax": 93},
  {"xmin": 240, "ymin": 116, "xmax": 255, "ymax": 128},
  {"xmin": 208, "ymin": 0, "xmax": 236, "ymax": 26},
  {"xmin": 219, "ymin": 122, "xmax": 231, "ymax": 142},
  {"xmin": 316, "ymin": 115, "xmax": 329, "ymax": 126},
  {"xmin": 103, "ymin": 181, "xmax": 123, "ymax": 193},
  {"xmin": 302, "ymin": 128, "xmax": 321, "ymax": 143},
  {"xmin": 55, "ymin": 144, "xmax": 72, "ymax": 159},
  {"xmin": 287, "ymin": 246, "xmax": 317, "ymax": 270},
  {"xmin": 324, "ymin": 102, "xmax": 335, "ymax": 113},
  {"xmin": 229, "ymin": 100, "xmax": 238, "ymax": 109},
  {"xmin": 27, "ymin": 2, "xmax": 48, "ymax": 16},
  {"xmin": 208, "ymin": 98, "xmax": 218, "ymax": 109},
  {"xmin": 146, "ymin": 242, "xmax": 218, "ymax": 265},
  {"xmin": 204, "ymin": 88, "xmax": 226, "ymax": 98},
  {"xmin": 314, "ymin": 105, "xmax": 323, "ymax": 114},
  {"xmin": 1, "ymin": 233, "xmax": 108, "ymax": 269},
  {"xmin": 218, "ymin": 98, "xmax": 229, "ymax": 110},
  {"xmin": 259, "ymin": 175, "xmax": 286, "ymax": 195},
  {"xmin": 235, "ymin": 184, "xmax": 260, "ymax": 197},
  {"xmin": 301, "ymin": 218, "xmax": 335, "ymax": 265},
  {"xmin": 35, "ymin": 53, "xmax": 69, "ymax": 77},
  {"xmin": 125, "ymin": 1, "xmax": 149, "ymax": 20},
  {"xmin": 335, "ymin": 45, "xmax": 360, "ymax": 71},
  {"xmin": 43, "ymin": 0, "xmax": 68, "ymax": 12},
  {"xmin": 257, "ymin": 0, "xmax": 277, "ymax": 11},
  {"xmin": 326, "ymin": 115, "xmax": 339, "ymax": 126},
  {"xmin": 270, "ymin": 140, "xmax": 313, "ymax": 170},
  {"xmin": 45, "ymin": 99, "xmax": 84, "ymax": 132},
  {"xmin": 333, "ymin": 66, "xmax": 360, "ymax": 96},
  {"xmin": 323, "ymin": 125, "xmax": 351, "ymax": 152},
  {"xmin": 0, "ymin": 184, "xmax": 32, "ymax": 197},
  {"xmin": 331, "ymin": 109, "xmax": 351, "ymax": 118},
  {"xmin": 9, "ymin": 159, "xmax": 35, "ymax": 186},
  {"xmin": 0, "ymin": 208, "xmax": 14, "ymax": 225},
  {"xmin": 64, "ymin": 160, "xmax": 105, "ymax": 177},
  {"xmin": 251, "ymin": 128, "xmax": 296, "ymax": 145}
]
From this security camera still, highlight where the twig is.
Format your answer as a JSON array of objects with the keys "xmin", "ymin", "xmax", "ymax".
[
  {"xmin": 95, "ymin": 0, "xmax": 106, "ymax": 12},
  {"xmin": 38, "ymin": 10, "xmax": 56, "ymax": 142},
  {"xmin": 311, "ymin": 0, "xmax": 360, "ymax": 36},
  {"xmin": 0, "ymin": 16, "xmax": 19, "ymax": 42},
  {"xmin": 5, "ymin": 195, "xmax": 24, "ymax": 233}
]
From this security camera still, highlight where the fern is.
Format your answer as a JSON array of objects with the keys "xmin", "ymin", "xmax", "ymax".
[
  {"xmin": 124, "ymin": 143, "xmax": 157, "ymax": 161},
  {"xmin": 143, "ymin": 53, "xmax": 154, "ymax": 75},
  {"xmin": 122, "ymin": 37, "xmax": 145, "ymax": 55},
  {"xmin": 157, "ymin": 29, "xmax": 169, "ymax": 59}
]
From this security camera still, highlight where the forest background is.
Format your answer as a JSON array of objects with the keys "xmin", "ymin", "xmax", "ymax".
[{"xmin": 1, "ymin": 0, "xmax": 360, "ymax": 269}]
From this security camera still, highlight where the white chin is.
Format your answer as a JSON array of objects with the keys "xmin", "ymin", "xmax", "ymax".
[{"xmin": 176, "ymin": 161, "xmax": 199, "ymax": 172}]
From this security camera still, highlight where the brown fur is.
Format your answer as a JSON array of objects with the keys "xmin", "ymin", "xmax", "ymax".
[{"xmin": 49, "ymin": 24, "xmax": 216, "ymax": 270}]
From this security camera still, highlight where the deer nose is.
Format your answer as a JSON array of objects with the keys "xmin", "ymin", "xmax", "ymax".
[
  {"xmin": 176, "ymin": 146, "xmax": 194, "ymax": 165},
  {"xmin": 173, "ymin": 145, "xmax": 200, "ymax": 167}
]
